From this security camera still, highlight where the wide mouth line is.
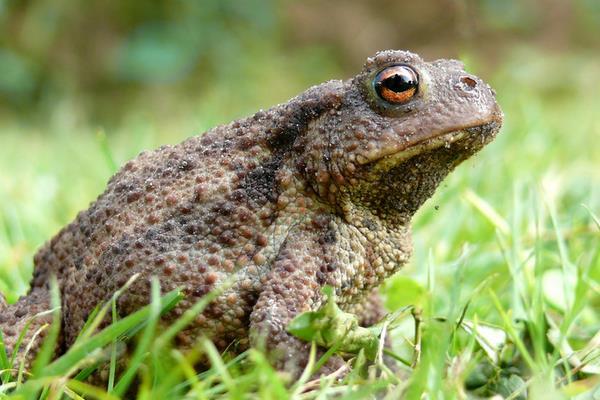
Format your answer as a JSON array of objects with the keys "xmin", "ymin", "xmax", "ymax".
[{"xmin": 363, "ymin": 129, "xmax": 469, "ymax": 170}]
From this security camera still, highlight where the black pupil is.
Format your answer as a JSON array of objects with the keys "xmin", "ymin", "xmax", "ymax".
[{"xmin": 378, "ymin": 67, "xmax": 417, "ymax": 93}]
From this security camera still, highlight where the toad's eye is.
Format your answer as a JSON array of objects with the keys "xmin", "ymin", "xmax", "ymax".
[{"xmin": 373, "ymin": 65, "xmax": 419, "ymax": 104}]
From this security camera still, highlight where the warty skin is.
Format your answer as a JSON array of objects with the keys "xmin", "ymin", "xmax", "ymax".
[{"xmin": 0, "ymin": 50, "xmax": 502, "ymax": 378}]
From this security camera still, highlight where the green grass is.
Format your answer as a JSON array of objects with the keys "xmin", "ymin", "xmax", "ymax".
[{"xmin": 0, "ymin": 48, "xmax": 599, "ymax": 398}]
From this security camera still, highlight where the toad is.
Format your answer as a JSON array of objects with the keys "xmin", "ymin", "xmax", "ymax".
[{"xmin": 0, "ymin": 50, "xmax": 502, "ymax": 377}]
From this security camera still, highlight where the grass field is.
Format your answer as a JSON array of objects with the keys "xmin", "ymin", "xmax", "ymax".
[{"xmin": 0, "ymin": 48, "xmax": 598, "ymax": 399}]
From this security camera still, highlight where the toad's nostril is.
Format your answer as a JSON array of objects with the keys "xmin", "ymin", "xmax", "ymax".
[{"xmin": 460, "ymin": 76, "xmax": 477, "ymax": 88}]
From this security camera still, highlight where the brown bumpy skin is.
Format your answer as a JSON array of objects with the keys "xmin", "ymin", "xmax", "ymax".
[{"xmin": 0, "ymin": 50, "xmax": 502, "ymax": 378}]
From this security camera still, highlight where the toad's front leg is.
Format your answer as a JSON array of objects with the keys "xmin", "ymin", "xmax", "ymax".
[{"xmin": 249, "ymin": 227, "xmax": 346, "ymax": 378}]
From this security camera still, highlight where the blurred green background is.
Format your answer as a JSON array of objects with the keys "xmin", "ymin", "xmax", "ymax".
[
  {"xmin": 0, "ymin": 0, "xmax": 599, "ymax": 329},
  {"xmin": 2, "ymin": 0, "xmax": 599, "ymax": 124}
]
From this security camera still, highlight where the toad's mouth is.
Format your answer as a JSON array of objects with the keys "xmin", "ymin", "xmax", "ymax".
[{"xmin": 365, "ymin": 120, "xmax": 501, "ymax": 174}]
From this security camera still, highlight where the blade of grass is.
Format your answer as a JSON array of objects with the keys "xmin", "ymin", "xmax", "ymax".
[
  {"xmin": 95, "ymin": 129, "xmax": 118, "ymax": 173},
  {"xmin": 200, "ymin": 338, "xmax": 236, "ymax": 395},
  {"xmin": 73, "ymin": 364, "xmax": 103, "ymax": 383},
  {"xmin": 65, "ymin": 379, "xmax": 120, "ymax": 400},
  {"xmin": 74, "ymin": 305, "xmax": 101, "ymax": 344},
  {"xmin": 289, "ymin": 342, "xmax": 317, "ymax": 396},
  {"xmin": 464, "ymin": 189, "xmax": 510, "ymax": 235},
  {"xmin": 154, "ymin": 279, "xmax": 231, "ymax": 350},
  {"xmin": 488, "ymin": 289, "xmax": 536, "ymax": 371},
  {"xmin": 32, "ymin": 276, "xmax": 62, "ymax": 376},
  {"xmin": 546, "ymin": 194, "xmax": 575, "ymax": 310},
  {"xmin": 107, "ymin": 298, "xmax": 118, "ymax": 392},
  {"xmin": 248, "ymin": 349, "xmax": 289, "ymax": 400},
  {"xmin": 74, "ymin": 273, "xmax": 140, "ymax": 344},
  {"xmin": 112, "ymin": 278, "xmax": 162, "ymax": 396},
  {"xmin": 17, "ymin": 322, "xmax": 48, "ymax": 387},
  {"xmin": 159, "ymin": 349, "xmax": 247, "ymax": 399},
  {"xmin": 582, "ymin": 204, "xmax": 600, "ymax": 230},
  {"xmin": 8, "ymin": 307, "xmax": 56, "ymax": 369},
  {"xmin": 0, "ymin": 330, "xmax": 11, "ymax": 383},
  {"xmin": 530, "ymin": 190, "xmax": 548, "ymax": 369},
  {"xmin": 169, "ymin": 350, "xmax": 206, "ymax": 399}
]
